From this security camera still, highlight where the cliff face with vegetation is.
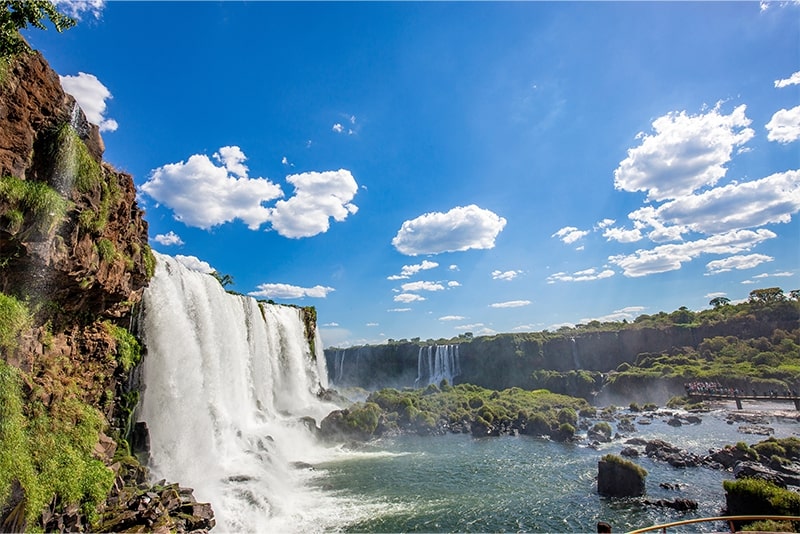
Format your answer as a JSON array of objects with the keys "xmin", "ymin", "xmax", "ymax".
[
  {"xmin": 0, "ymin": 48, "xmax": 212, "ymax": 532},
  {"xmin": 325, "ymin": 299, "xmax": 800, "ymax": 403}
]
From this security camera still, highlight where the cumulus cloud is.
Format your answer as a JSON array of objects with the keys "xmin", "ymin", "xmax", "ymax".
[
  {"xmin": 332, "ymin": 123, "xmax": 344, "ymax": 133},
  {"xmin": 489, "ymin": 300, "xmax": 531, "ymax": 308},
  {"xmin": 552, "ymin": 226, "xmax": 589, "ymax": 244},
  {"xmin": 143, "ymin": 149, "xmax": 358, "ymax": 238},
  {"xmin": 492, "ymin": 270, "xmax": 522, "ymax": 281},
  {"xmin": 629, "ymin": 170, "xmax": 800, "ymax": 236},
  {"xmin": 706, "ymin": 254, "xmax": 774, "ymax": 274},
  {"xmin": 547, "ymin": 268, "xmax": 615, "ymax": 283},
  {"xmin": 268, "ymin": 169, "xmax": 359, "ymax": 238},
  {"xmin": 153, "ymin": 231, "xmax": 184, "ymax": 246},
  {"xmin": 392, "ymin": 205, "xmax": 506, "ymax": 256},
  {"xmin": 142, "ymin": 147, "xmax": 283, "ymax": 229},
  {"xmin": 580, "ymin": 306, "xmax": 646, "ymax": 323},
  {"xmin": 174, "ymin": 254, "xmax": 214, "ymax": 273},
  {"xmin": 766, "ymin": 105, "xmax": 800, "ymax": 143},
  {"xmin": 613, "ymin": 104, "xmax": 754, "ymax": 202},
  {"xmin": 608, "ymin": 228, "xmax": 777, "ymax": 277},
  {"xmin": 387, "ymin": 260, "xmax": 439, "ymax": 280},
  {"xmin": 447, "ymin": 280, "xmax": 461, "ymax": 287},
  {"xmin": 439, "ymin": 315, "xmax": 466, "ymax": 321},
  {"xmin": 394, "ymin": 293, "xmax": 426, "ymax": 303},
  {"xmin": 59, "ymin": 72, "xmax": 118, "ymax": 132},
  {"xmin": 775, "ymin": 71, "xmax": 800, "ymax": 88},
  {"xmin": 248, "ymin": 283, "xmax": 335, "ymax": 299},
  {"xmin": 602, "ymin": 226, "xmax": 643, "ymax": 243},
  {"xmin": 400, "ymin": 281, "xmax": 445, "ymax": 292}
]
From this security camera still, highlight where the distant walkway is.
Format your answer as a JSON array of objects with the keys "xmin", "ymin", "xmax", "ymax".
[{"xmin": 685, "ymin": 381, "xmax": 800, "ymax": 411}]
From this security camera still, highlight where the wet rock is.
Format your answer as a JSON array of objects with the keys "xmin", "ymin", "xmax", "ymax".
[
  {"xmin": 597, "ymin": 454, "xmax": 646, "ymax": 497},
  {"xmin": 738, "ymin": 425, "xmax": 774, "ymax": 436},
  {"xmin": 644, "ymin": 498, "xmax": 698, "ymax": 511}
]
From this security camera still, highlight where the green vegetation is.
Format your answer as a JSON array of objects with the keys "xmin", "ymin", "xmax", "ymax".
[
  {"xmin": 96, "ymin": 238, "xmax": 117, "ymax": 264},
  {"xmin": 77, "ymin": 172, "xmax": 122, "ymax": 235},
  {"xmin": 0, "ymin": 0, "xmax": 75, "ymax": 59},
  {"xmin": 326, "ymin": 384, "xmax": 590, "ymax": 441},
  {"xmin": 49, "ymin": 123, "xmax": 103, "ymax": 193},
  {"xmin": 600, "ymin": 453, "xmax": 648, "ymax": 478},
  {"xmin": 0, "ymin": 175, "xmax": 70, "ymax": 236},
  {"xmin": 142, "ymin": 243, "xmax": 156, "ymax": 279},
  {"xmin": 608, "ymin": 324, "xmax": 800, "ymax": 393},
  {"xmin": 0, "ymin": 360, "xmax": 113, "ymax": 531},
  {"xmin": 723, "ymin": 478, "xmax": 800, "ymax": 519},
  {"xmin": 0, "ymin": 292, "xmax": 31, "ymax": 353},
  {"xmin": 104, "ymin": 322, "xmax": 141, "ymax": 373}
]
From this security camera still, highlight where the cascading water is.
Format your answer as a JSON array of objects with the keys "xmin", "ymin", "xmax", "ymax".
[
  {"xmin": 136, "ymin": 253, "xmax": 349, "ymax": 532},
  {"xmin": 415, "ymin": 344, "xmax": 461, "ymax": 387}
]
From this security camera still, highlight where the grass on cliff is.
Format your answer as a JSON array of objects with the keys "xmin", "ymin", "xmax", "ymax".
[
  {"xmin": 104, "ymin": 321, "xmax": 141, "ymax": 372},
  {"xmin": 48, "ymin": 123, "xmax": 102, "ymax": 194},
  {"xmin": 0, "ymin": 175, "xmax": 70, "ymax": 236},
  {"xmin": 0, "ymin": 292, "xmax": 31, "ymax": 354},
  {"xmin": 0, "ymin": 360, "xmax": 113, "ymax": 532}
]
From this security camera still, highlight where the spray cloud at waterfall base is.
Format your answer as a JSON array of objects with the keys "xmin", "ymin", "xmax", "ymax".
[{"xmin": 136, "ymin": 253, "xmax": 378, "ymax": 532}]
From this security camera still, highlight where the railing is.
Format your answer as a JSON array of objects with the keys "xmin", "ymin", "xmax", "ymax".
[{"xmin": 627, "ymin": 515, "xmax": 800, "ymax": 533}]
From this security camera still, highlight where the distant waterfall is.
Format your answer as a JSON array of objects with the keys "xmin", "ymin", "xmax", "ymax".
[
  {"xmin": 136, "ymin": 253, "xmax": 343, "ymax": 532},
  {"xmin": 415, "ymin": 344, "xmax": 461, "ymax": 387}
]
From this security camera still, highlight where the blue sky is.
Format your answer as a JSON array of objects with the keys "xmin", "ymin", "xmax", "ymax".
[{"xmin": 30, "ymin": 1, "xmax": 800, "ymax": 347}]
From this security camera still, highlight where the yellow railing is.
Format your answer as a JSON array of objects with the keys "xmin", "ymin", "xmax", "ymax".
[{"xmin": 627, "ymin": 515, "xmax": 800, "ymax": 534}]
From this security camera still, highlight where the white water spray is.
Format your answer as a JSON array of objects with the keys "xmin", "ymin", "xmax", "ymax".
[{"xmin": 136, "ymin": 253, "xmax": 346, "ymax": 532}]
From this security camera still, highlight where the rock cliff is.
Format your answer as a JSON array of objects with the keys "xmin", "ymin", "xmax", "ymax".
[{"xmin": 0, "ymin": 48, "xmax": 212, "ymax": 532}]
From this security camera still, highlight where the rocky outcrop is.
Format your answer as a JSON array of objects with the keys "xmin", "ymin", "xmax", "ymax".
[
  {"xmin": 0, "ymin": 48, "xmax": 209, "ymax": 532},
  {"xmin": 597, "ymin": 454, "xmax": 647, "ymax": 497}
]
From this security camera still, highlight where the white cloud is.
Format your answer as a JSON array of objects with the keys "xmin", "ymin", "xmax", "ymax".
[
  {"xmin": 766, "ymin": 106, "xmax": 800, "ymax": 143},
  {"xmin": 552, "ymin": 226, "xmax": 589, "ymax": 244},
  {"xmin": 143, "ymin": 149, "xmax": 358, "ymax": 237},
  {"xmin": 439, "ymin": 315, "xmax": 466, "ymax": 321},
  {"xmin": 322, "ymin": 322, "xmax": 339, "ymax": 327},
  {"xmin": 492, "ymin": 269, "xmax": 522, "ymax": 281},
  {"xmin": 602, "ymin": 226, "xmax": 643, "ymax": 243},
  {"xmin": 613, "ymin": 104, "xmax": 754, "ymax": 202},
  {"xmin": 392, "ymin": 205, "xmax": 507, "ymax": 256},
  {"xmin": 546, "ymin": 268, "xmax": 615, "ymax": 283},
  {"xmin": 268, "ymin": 169, "xmax": 359, "ymax": 238},
  {"xmin": 775, "ymin": 71, "xmax": 800, "ymax": 88},
  {"xmin": 249, "ymin": 283, "xmax": 335, "ymax": 299},
  {"xmin": 447, "ymin": 280, "xmax": 461, "ymax": 287},
  {"xmin": 631, "ymin": 170, "xmax": 800, "ymax": 235},
  {"xmin": 142, "ymin": 147, "xmax": 283, "ymax": 230},
  {"xmin": 706, "ymin": 254, "xmax": 774, "ymax": 274},
  {"xmin": 388, "ymin": 308, "xmax": 412, "ymax": 312},
  {"xmin": 366, "ymin": 322, "xmax": 379, "ymax": 327},
  {"xmin": 174, "ymin": 254, "xmax": 214, "ymax": 273},
  {"xmin": 595, "ymin": 218, "xmax": 615, "ymax": 229},
  {"xmin": 400, "ymin": 281, "xmax": 444, "ymax": 292},
  {"xmin": 153, "ymin": 231, "xmax": 184, "ymax": 246},
  {"xmin": 609, "ymin": 228, "xmax": 777, "ymax": 277},
  {"xmin": 455, "ymin": 323, "xmax": 484, "ymax": 330},
  {"xmin": 449, "ymin": 264, "xmax": 459, "ymax": 271},
  {"xmin": 489, "ymin": 300, "xmax": 531, "ymax": 308},
  {"xmin": 332, "ymin": 123, "xmax": 344, "ymax": 133},
  {"xmin": 580, "ymin": 306, "xmax": 646, "ymax": 323},
  {"xmin": 705, "ymin": 292, "xmax": 727, "ymax": 299},
  {"xmin": 54, "ymin": 0, "xmax": 104, "ymax": 20},
  {"xmin": 59, "ymin": 72, "xmax": 118, "ymax": 132},
  {"xmin": 387, "ymin": 260, "xmax": 439, "ymax": 280},
  {"xmin": 394, "ymin": 293, "xmax": 426, "ymax": 303}
]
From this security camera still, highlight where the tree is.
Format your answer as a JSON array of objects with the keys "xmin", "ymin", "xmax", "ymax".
[
  {"xmin": 210, "ymin": 271, "xmax": 234, "ymax": 288},
  {"xmin": 748, "ymin": 287, "xmax": 786, "ymax": 305},
  {"xmin": 709, "ymin": 296, "xmax": 731, "ymax": 308},
  {"xmin": 1, "ymin": 0, "xmax": 75, "ymax": 58}
]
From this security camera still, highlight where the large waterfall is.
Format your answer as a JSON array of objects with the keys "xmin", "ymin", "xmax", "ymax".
[
  {"xmin": 415, "ymin": 344, "xmax": 461, "ymax": 387},
  {"xmin": 136, "ymin": 253, "xmax": 347, "ymax": 532}
]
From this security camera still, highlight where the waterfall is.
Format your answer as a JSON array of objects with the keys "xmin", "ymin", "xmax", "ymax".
[
  {"xmin": 136, "ymin": 253, "xmax": 344, "ymax": 532},
  {"xmin": 570, "ymin": 337, "xmax": 581, "ymax": 369},
  {"xmin": 415, "ymin": 344, "xmax": 461, "ymax": 387}
]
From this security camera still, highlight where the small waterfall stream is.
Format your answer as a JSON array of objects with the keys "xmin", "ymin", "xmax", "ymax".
[{"xmin": 415, "ymin": 344, "xmax": 461, "ymax": 387}]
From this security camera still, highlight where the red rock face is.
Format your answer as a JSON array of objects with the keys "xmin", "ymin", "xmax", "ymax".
[{"xmin": 0, "ymin": 50, "xmax": 150, "ymax": 319}]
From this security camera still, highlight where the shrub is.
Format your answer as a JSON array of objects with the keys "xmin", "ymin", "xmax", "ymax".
[
  {"xmin": 96, "ymin": 238, "xmax": 117, "ymax": 264},
  {"xmin": 0, "ymin": 176, "xmax": 70, "ymax": 235},
  {"xmin": 105, "ymin": 322, "xmax": 141, "ymax": 372},
  {"xmin": 724, "ymin": 477, "xmax": 800, "ymax": 518}
]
